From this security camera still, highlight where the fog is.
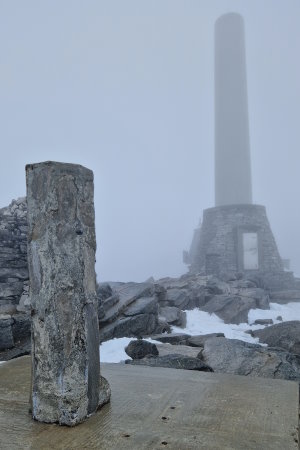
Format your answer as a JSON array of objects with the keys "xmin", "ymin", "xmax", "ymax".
[{"xmin": 0, "ymin": 1, "xmax": 299, "ymax": 282}]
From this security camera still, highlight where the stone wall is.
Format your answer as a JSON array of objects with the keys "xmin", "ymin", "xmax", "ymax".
[
  {"xmin": 0, "ymin": 198, "xmax": 28, "ymax": 314},
  {"xmin": 187, "ymin": 204, "xmax": 285, "ymax": 285}
]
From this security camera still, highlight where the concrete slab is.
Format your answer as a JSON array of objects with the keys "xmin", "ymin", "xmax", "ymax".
[{"xmin": 0, "ymin": 356, "xmax": 299, "ymax": 450}]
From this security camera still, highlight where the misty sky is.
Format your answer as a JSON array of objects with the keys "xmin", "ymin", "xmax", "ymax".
[{"xmin": 0, "ymin": 1, "xmax": 300, "ymax": 282}]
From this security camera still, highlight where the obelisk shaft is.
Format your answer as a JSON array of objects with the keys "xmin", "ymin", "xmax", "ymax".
[
  {"xmin": 215, "ymin": 13, "xmax": 252, "ymax": 206},
  {"xmin": 26, "ymin": 161, "xmax": 110, "ymax": 426}
]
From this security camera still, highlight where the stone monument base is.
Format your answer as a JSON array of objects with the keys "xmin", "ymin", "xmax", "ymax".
[{"xmin": 186, "ymin": 204, "xmax": 292, "ymax": 290}]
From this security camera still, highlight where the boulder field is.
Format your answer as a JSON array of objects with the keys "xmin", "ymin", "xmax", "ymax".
[{"xmin": 2, "ymin": 269, "xmax": 300, "ymax": 387}]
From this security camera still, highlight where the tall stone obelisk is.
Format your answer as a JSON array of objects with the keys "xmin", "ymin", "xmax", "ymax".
[
  {"xmin": 215, "ymin": 13, "xmax": 252, "ymax": 206},
  {"xmin": 184, "ymin": 13, "xmax": 287, "ymax": 288}
]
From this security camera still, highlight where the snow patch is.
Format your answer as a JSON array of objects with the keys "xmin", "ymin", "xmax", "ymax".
[
  {"xmin": 248, "ymin": 302, "xmax": 300, "ymax": 324},
  {"xmin": 100, "ymin": 337, "xmax": 160, "ymax": 363},
  {"xmin": 99, "ymin": 302, "xmax": 300, "ymax": 363},
  {"xmin": 172, "ymin": 310, "xmax": 261, "ymax": 344}
]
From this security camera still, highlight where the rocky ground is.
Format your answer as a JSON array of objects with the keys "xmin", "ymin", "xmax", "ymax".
[{"xmin": 2, "ymin": 270, "xmax": 300, "ymax": 386}]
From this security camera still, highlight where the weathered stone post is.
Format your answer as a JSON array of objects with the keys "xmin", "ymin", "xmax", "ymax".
[{"xmin": 26, "ymin": 161, "xmax": 110, "ymax": 426}]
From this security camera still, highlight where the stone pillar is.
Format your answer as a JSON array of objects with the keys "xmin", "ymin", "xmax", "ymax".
[
  {"xmin": 26, "ymin": 161, "xmax": 110, "ymax": 426},
  {"xmin": 215, "ymin": 13, "xmax": 252, "ymax": 206}
]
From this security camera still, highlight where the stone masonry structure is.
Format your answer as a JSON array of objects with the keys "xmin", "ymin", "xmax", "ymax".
[
  {"xmin": 185, "ymin": 13, "xmax": 291, "ymax": 289},
  {"xmin": 187, "ymin": 205, "xmax": 284, "ymax": 277},
  {"xmin": 26, "ymin": 161, "xmax": 110, "ymax": 426},
  {"xmin": 0, "ymin": 198, "xmax": 28, "ymax": 312},
  {"xmin": 0, "ymin": 198, "xmax": 30, "ymax": 352},
  {"xmin": 215, "ymin": 13, "xmax": 252, "ymax": 206}
]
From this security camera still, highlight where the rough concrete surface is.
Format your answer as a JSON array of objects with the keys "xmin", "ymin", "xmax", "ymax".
[{"xmin": 0, "ymin": 356, "xmax": 298, "ymax": 450}]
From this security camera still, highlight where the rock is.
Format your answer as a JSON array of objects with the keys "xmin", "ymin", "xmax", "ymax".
[
  {"xmin": 241, "ymin": 288, "xmax": 270, "ymax": 308},
  {"xmin": 125, "ymin": 339, "xmax": 159, "ymax": 359},
  {"xmin": 252, "ymin": 321, "xmax": 300, "ymax": 355},
  {"xmin": 96, "ymin": 283, "xmax": 114, "ymax": 319},
  {"xmin": 202, "ymin": 293, "xmax": 269, "ymax": 324},
  {"xmin": 156, "ymin": 274, "xmax": 210, "ymax": 309},
  {"xmin": 164, "ymin": 288, "xmax": 193, "ymax": 309},
  {"xmin": 159, "ymin": 306, "xmax": 186, "ymax": 327},
  {"xmin": 124, "ymin": 296, "xmax": 158, "ymax": 316},
  {"xmin": 98, "ymin": 281, "xmax": 161, "ymax": 341},
  {"xmin": 102, "ymin": 294, "xmax": 119, "ymax": 313},
  {"xmin": 202, "ymin": 337, "xmax": 300, "ymax": 381},
  {"xmin": 125, "ymin": 354, "xmax": 213, "ymax": 372},
  {"xmin": 219, "ymin": 272, "xmax": 241, "ymax": 282},
  {"xmin": 16, "ymin": 291, "xmax": 31, "ymax": 313},
  {"xmin": 269, "ymin": 290, "xmax": 300, "ymax": 304},
  {"xmin": 187, "ymin": 333, "xmax": 225, "ymax": 347},
  {"xmin": 244, "ymin": 274, "xmax": 265, "ymax": 289},
  {"xmin": 99, "ymin": 283, "xmax": 156, "ymax": 327},
  {"xmin": 155, "ymin": 318, "xmax": 171, "ymax": 334},
  {"xmin": 113, "ymin": 282, "xmax": 155, "ymax": 309},
  {"xmin": 0, "ymin": 315, "xmax": 14, "ymax": 350},
  {"xmin": 96, "ymin": 283, "xmax": 113, "ymax": 302},
  {"xmin": 254, "ymin": 319, "xmax": 273, "ymax": 326},
  {"xmin": 11, "ymin": 314, "xmax": 31, "ymax": 342},
  {"xmin": 98, "ymin": 375, "xmax": 111, "ymax": 408},
  {"xmin": 150, "ymin": 333, "xmax": 191, "ymax": 345},
  {"xmin": 156, "ymin": 276, "xmax": 192, "ymax": 290},
  {"xmin": 206, "ymin": 277, "xmax": 230, "ymax": 295},
  {"xmin": 0, "ymin": 304, "xmax": 17, "ymax": 315},
  {"xmin": 100, "ymin": 313, "xmax": 158, "ymax": 342},
  {"xmin": 26, "ymin": 161, "xmax": 110, "ymax": 426},
  {"xmin": 276, "ymin": 316, "xmax": 283, "ymax": 321},
  {"xmin": 0, "ymin": 338, "xmax": 31, "ymax": 361},
  {"xmin": 0, "ymin": 198, "xmax": 28, "ymax": 309},
  {"xmin": 97, "ymin": 303, "xmax": 106, "ymax": 321},
  {"xmin": 156, "ymin": 343, "xmax": 203, "ymax": 359}
]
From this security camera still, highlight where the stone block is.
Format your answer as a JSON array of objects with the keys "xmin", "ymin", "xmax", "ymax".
[
  {"xmin": 26, "ymin": 161, "xmax": 110, "ymax": 426},
  {"xmin": 0, "ymin": 315, "xmax": 14, "ymax": 350}
]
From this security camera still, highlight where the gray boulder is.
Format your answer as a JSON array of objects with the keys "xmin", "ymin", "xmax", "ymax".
[
  {"xmin": 125, "ymin": 339, "xmax": 159, "ymax": 359},
  {"xmin": 124, "ymin": 296, "xmax": 158, "ymax": 316},
  {"xmin": 125, "ymin": 354, "xmax": 213, "ymax": 372},
  {"xmin": 96, "ymin": 283, "xmax": 113, "ymax": 302},
  {"xmin": 252, "ymin": 321, "xmax": 300, "ymax": 355},
  {"xmin": 96, "ymin": 283, "xmax": 114, "ymax": 320},
  {"xmin": 98, "ymin": 279, "xmax": 161, "ymax": 342},
  {"xmin": 0, "ymin": 304, "xmax": 17, "ymax": 315},
  {"xmin": 114, "ymin": 282, "xmax": 155, "ymax": 309},
  {"xmin": 100, "ymin": 282, "xmax": 156, "ymax": 325},
  {"xmin": 269, "ymin": 290, "xmax": 300, "ymax": 304},
  {"xmin": 156, "ymin": 318, "xmax": 171, "ymax": 334},
  {"xmin": 187, "ymin": 333, "xmax": 225, "ymax": 347},
  {"xmin": 0, "ymin": 315, "xmax": 14, "ymax": 350},
  {"xmin": 101, "ymin": 293, "xmax": 119, "ymax": 313},
  {"xmin": 202, "ymin": 337, "xmax": 300, "ymax": 381},
  {"xmin": 254, "ymin": 319, "xmax": 273, "ymax": 326},
  {"xmin": 100, "ymin": 313, "xmax": 158, "ymax": 342},
  {"xmin": 206, "ymin": 277, "xmax": 230, "ymax": 295},
  {"xmin": 11, "ymin": 314, "xmax": 31, "ymax": 343},
  {"xmin": 164, "ymin": 288, "xmax": 193, "ymax": 309},
  {"xmin": 0, "ymin": 338, "xmax": 31, "ymax": 361},
  {"xmin": 156, "ymin": 343, "xmax": 203, "ymax": 359},
  {"xmin": 150, "ymin": 333, "xmax": 191, "ymax": 345},
  {"xmin": 202, "ymin": 293, "xmax": 269, "ymax": 324},
  {"xmin": 159, "ymin": 306, "xmax": 186, "ymax": 327}
]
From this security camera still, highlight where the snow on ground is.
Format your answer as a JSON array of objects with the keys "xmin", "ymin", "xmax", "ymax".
[
  {"xmin": 99, "ymin": 302, "xmax": 300, "ymax": 363},
  {"xmin": 100, "ymin": 337, "xmax": 160, "ymax": 363},
  {"xmin": 248, "ymin": 302, "xmax": 300, "ymax": 324},
  {"xmin": 172, "ymin": 310, "xmax": 262, "ymax": 344}
]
